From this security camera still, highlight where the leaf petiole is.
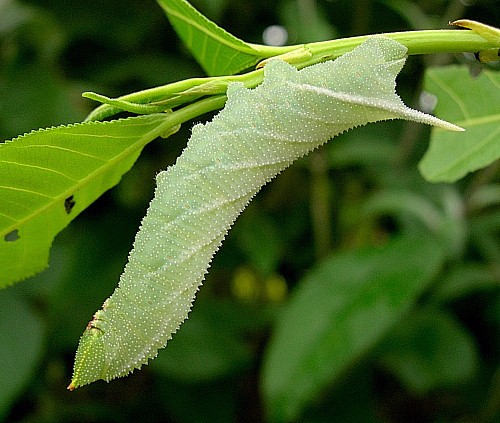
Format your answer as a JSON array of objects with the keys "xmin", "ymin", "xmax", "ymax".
[{"xmin": 85, "ymin": 26, "xmax": 499, "ymax": 122}]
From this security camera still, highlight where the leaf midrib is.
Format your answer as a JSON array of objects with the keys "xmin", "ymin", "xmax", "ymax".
[
  {"xmin": 431, "ymin": 124, "xmax": 500, "ymax": 178},
  {"xmin": 163, "ymin": 5, "xmax": 259, "ymax": 56}
]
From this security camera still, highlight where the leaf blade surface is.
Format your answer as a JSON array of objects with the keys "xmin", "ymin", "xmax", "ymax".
[
  {"xmin": 419, "ymin": 66, "xmax": 500, "ymax": 182},
  {"xmin": 0, "ymin": 114, "xmax": 171, "ymax": 287},
  {"xmin": 157, "ymin": 0, "xmax": 267, "ymax": 75},
  {"xmin": 262, "ymin": 235, "xmax": 446, "ymax": 422}
]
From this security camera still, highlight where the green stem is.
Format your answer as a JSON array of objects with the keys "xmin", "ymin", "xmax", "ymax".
[
  {"xmin": 85, "ymin": 72, "xmax": 263, "ymax": 122},
  {"xmin": 149, "ymin": 94, "xmax": 227, "ymax": 137},
  {"xmin": 297, "ymin": 30, "xmax": 496, "ymax": 67},
  {"xmin": 85, "ymin": 29, "xmax": 498, "ymax": 122}
]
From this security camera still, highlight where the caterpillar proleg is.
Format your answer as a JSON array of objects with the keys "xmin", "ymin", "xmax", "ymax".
[{"xmin": 69, "ymin": 36, "xmax": 461, "ymax": 389}]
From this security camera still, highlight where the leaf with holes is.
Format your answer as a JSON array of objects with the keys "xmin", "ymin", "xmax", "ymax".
[{"xmin": 0, "ymin": 114, "xmax": 177, "ymax": 287}]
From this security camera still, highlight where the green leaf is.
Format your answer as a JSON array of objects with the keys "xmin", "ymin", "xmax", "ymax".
[
  {"xmin": 433, "ymin": 263, "xmax": 500, "ymax": 302},
  {"xmin": 419, "ymin": 66, "xmax": 500, "ymax": 182},
  {"xmin": 0, "ymin": 290, "xmax": 44, "ymax": 420},
  {"xmin": 376, "ymin": 310, "xmax": 478, "ymax": 394},
  {"xmin": 156, "ymin": 0, "xmax": 288, "ymax": 76},
  {"xmin": 361, "ymin": 188, "xmax": 468, "ymax": 256},
  {"xmin": 261, "ymin": 235, "xmax": 445, "ymax": 422},
  {"xmin": 0, "ymin": 113, "xmax": 174, "ymax": 288},
  {"xmin": 362, "ymin": 190, "xmax": 445, "ymax": 231}
]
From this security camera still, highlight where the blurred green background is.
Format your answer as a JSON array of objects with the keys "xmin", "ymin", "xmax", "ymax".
[{"xmin": 0, "ymin": 0, "xmax": 499, "ymax": 421}]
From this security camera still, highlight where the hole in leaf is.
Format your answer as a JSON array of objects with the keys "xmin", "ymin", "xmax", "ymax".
[
  {"xmin": 4, "ymin": 229, "xmax": 20, "ymax": 242},
  {"xmin": 65, "ymin": 196, "xmax": 76, "ymax": 214}
]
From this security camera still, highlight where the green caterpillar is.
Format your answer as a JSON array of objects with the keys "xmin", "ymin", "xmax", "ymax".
[{"xmin": 69, "ymin": 36, "xmax": 461, "ymax": 390}]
